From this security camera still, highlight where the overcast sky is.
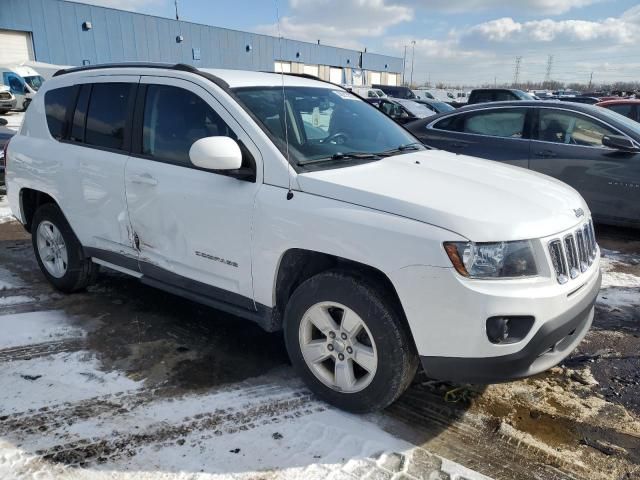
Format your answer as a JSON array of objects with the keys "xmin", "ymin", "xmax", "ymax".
[{"xmin": 77, "ymin": 0, "xmax": 640, "ymax": 86}]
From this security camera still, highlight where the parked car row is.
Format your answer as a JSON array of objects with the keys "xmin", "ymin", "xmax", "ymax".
[
  {"xmin": 0, "ymin": 65, "xmax": 46, "ymax": 112},
  {"xmin": 407, "ymin": 100, "xmax": 640, "ymax": 228}
]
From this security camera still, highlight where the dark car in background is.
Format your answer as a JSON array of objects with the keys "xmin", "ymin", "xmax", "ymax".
[
  {"xmin": 413, "ymin": 99, "xmax": 456, "ymax": 114},
  {"xmin": 366, "ymin": 97, "xmax": 431, "ymax": 124},
  {"xmin": 467, "ymin": 88, "xmax": 536, "ymax": 104},
  {"xmin": 407, "ymin": 101, "xmax": 640, "ymax": 227},
  {"xmin": 557, "ymin": 96, "xmax": 601, "ymax": 105},
  {"xmin": 596, "ymin": 99, "xmax": 640, "ymax": 123},
  {"xmin": 0, "ymin": 127, "xmax": 14, "ymax": 187},
  {"xmin": 371, "ymin": 84, "xmax": 416, "ymax": 99}
]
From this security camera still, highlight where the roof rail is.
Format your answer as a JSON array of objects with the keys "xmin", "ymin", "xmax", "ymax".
[{"xmin": 52, "ymin": 62, "xmax": 229, "ymax": 89}]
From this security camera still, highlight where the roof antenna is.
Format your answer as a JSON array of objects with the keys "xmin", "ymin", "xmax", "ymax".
[{"xmin": 274, "ymin": 0, "xmax": 294, "ymax": 200}]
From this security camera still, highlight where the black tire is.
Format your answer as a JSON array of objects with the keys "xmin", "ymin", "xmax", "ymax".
[
  {"xmin": 284, "ymin": 270, "xmax": 418, "ymax": 412},
  {"xmin": 31, "ymin": 203, "xmax": 98, "ymax": 292}
]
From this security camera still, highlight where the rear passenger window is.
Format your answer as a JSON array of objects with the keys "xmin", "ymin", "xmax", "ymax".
[
  {"xmin": 142, "ymin": 85, "xmax": 236, "ymax": 166},
  {"xmin": 85, "ymin": 83, "xmax": 135, "ymax": 151},
  {"xmin": 44, "ymin": 86, "xmax": 77, "ymax": 140}
]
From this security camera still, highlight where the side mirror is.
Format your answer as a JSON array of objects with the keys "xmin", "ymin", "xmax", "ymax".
[
  {"xmin": 602, "ymin": 134, "xmax": 639, "ymax": 152},
  {"xmin": 0, "ymin": 118, "xmax": 7, "ymax": 126},
  {"xmin": 189, "ymin": 136, "xmax": 242, "ymax": 170}
]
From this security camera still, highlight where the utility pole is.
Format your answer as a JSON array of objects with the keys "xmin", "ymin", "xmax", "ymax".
[
  {"xmin": 402, "ymin": 45, "xmax": 407, "ymax": 85},
  {"xmin": 544, "ymin": 54, "xmax": 553, "ymax": 84},
  {"xmin": 513, "ymin": 56, "xmax": 522, "ymax": 87},
  {"xmin": 588, "ymin": 71, "xmax": 593, "ymax": 90},
  {"xmin": 410, "ymin": 40, "xmax": 416, "ymax": 87}
]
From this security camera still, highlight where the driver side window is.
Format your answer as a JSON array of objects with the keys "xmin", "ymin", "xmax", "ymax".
[
  {"xmin": 142, "ymin": 84, "xmax": 237, "ymax": 166},
  {"xmin": 537, "ymin": 110, "xmax": 616, "ymax": 147}
]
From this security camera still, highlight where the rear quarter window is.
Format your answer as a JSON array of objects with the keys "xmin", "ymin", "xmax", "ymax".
[{"xmin": 44, "ymin": 86, "xmax": 78, "ymax": 140}]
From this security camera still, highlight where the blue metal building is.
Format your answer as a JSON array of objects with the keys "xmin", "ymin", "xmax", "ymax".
[{"xmin": 0, "ymin": 0, "xmax": 403, "ymax": 85}]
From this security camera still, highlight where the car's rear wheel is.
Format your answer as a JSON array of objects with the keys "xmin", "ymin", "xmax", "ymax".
[
  {"xmin": 32, "ymin": 203, "xmax": 98, "ymax": 292},
  {"xmin": 284, "ymin": 270, "xmax": 418, "ymax": 412}
]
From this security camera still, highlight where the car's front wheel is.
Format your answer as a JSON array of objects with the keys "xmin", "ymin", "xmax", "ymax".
[
  {"xmin": 284, "ymin": 270, "xmax": 418, "ymax": 412},
  {"xmin": 32, "ymin": 203, "xmax": 98, "ymax": 292}
]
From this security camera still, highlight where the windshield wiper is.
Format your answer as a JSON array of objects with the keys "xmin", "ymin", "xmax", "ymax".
[
  {"xmin": 297, "ymin": 152, "xmax": 381, "ymax": 166},
  {"xmin": 376, "ymin": 142, "xmax": 424, "ymax": 157}
]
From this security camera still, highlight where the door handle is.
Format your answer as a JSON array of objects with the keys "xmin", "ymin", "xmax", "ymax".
[
  {"xmin": 534, "ymin": 150, "xmax": 557, "ymax": 158},
  {"xmin": 130, "ymin": 174, "xmax": 158, "ymax": 186}
]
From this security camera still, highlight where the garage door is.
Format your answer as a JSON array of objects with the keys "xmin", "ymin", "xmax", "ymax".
[
  {"xmin": 303, "ymin": 64, "xmax": 319, "ymax": 77},
  {"xmin": 0, "ymin": 30, "xmax": 35, "ymax": 64},
  {"xmin": 387, "ymin": 73, "xmax": 398, "ymax": 86},
  {"xmin": 369, "ymin": 71, "xmax": 381, "ymax": 85},
  {"xmin": 329, "ymin": 67, "xmax": 343, "ymax": 84}
]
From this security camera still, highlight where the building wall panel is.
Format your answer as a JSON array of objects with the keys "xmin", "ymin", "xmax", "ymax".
[{"xmin": 0, "ymin": 0, "xmax": 401, "ymax": 75}]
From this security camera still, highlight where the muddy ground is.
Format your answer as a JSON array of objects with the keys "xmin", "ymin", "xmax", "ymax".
[{"xmin": 0, "ymin": 209, "xmax": 638, "ymax": 480}]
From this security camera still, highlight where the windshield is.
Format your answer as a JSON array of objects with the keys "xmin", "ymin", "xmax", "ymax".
[
  {"xmin": 513, "ymin": 90, "xmax": 536, "ymax": 100},
  {"xmin": 396, "ymin": 99, "xmax": 435, "ymax": 118},
  {"xmin": 23, "ymin": 75, "xmax": 44, "ymax": 91},
  {"xmin": 432, "ymin": 101, "xmax": 455, "ymax": 112},
  {"xmin": 234, "ymin": 86, "xmax": 423, "ymax": 167},
  {"xmin": 595, "ymin": 104, "xmax": 640, "ymax": 135}
]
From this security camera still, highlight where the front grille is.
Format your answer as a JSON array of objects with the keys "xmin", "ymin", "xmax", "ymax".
[
  {"xmin": 0, "ymin": 92, "xmax": 11, "ymax": 100},
  {"xmin": 549, "ymin": 221, "xmax": 597, "ymax": 284}
]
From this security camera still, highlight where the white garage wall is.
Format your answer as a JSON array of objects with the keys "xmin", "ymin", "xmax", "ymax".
[
  {"xmin": 0, "ymin": 30, "xmax": 35, "ymax": 64},
  {"xmin": 303, "ymin": 64, "xmax": 319, "ymax": 77},
  {"xmin": 329, "ymin": 67, "xmax": 343, "ymax": 84},
  {"xmin": 274, "ymin": 61, "xmax": 291, "ymax": 73}
]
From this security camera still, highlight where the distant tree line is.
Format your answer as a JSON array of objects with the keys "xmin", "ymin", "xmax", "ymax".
[{"xmin": 408, "ymin": 80, "xmax": 640, "ymax": 94}]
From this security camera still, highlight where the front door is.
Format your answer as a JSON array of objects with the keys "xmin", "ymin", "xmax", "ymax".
[
  {"xmin": 529, "ymin": 107, "xmax": 640, "ymax": 225},
  {"xmin": 125, "ymin": 76, "xmax": 262, "ymax": 304}
]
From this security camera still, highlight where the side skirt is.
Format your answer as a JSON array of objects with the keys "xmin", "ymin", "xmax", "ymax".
[{"xmin": 84, "ymin": 247, "xmax": 278, "ymax": 332}]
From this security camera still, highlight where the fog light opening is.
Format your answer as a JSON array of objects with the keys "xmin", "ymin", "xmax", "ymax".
[{"xmin": 486, "ymin": 316, "xmax": 534, "ymax": 344}]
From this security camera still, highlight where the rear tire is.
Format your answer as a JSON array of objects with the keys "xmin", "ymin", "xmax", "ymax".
[
  {"xmin": 31, "ymin": 203, "xmax": 98, "ymax": 292},
  {"xmin": 284, "ymin": 270, "xmax": 418, "ymax": 412}
]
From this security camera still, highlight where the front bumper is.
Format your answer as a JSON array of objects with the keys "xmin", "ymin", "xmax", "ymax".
[{"xmin": 420, "ymin": 269, "xmax": 601, "ymax": 384}]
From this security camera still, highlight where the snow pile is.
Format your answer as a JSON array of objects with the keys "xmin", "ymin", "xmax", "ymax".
[
  {"xmin": 0, "ymin": 196, "xmax": 14, "ymax": 224},
  {"xmin": 0, "ymin": 310, "xmax": 84, "ymax": 349},
  {"xmin": 0, "ymin": 295, "xmax": 35, "ymax": 306}
]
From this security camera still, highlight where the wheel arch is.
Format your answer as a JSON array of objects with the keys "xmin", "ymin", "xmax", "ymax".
[
  {"xmin": 19, "ymin": 188, "xmax": 60, "ymax": 233},
  {"xmin": 271, "ymin": 248, "xmax": 417, "ymax": 351}
]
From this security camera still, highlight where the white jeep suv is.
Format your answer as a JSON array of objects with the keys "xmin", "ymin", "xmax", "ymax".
[{"xmin": 5, "ymin": 64, "xmax": 601, "ymax": 412}]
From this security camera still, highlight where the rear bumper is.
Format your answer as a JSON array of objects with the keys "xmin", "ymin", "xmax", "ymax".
[{"xmin": 420, "ymin": 270, "xmax": 601, "ymax": 384}]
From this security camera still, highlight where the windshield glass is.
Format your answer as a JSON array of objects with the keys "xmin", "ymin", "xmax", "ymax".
[
  {"xmin": 432, "ymin": 101, "xmax": 455, "ymax": 112},
  {"xmin": 595, "ymin": 104, "xmax": 640, "ymax": 135},
  {"xmin": 234, "ymin": 86, "xmax": 423, "ymax": 166},
  {"xmin": 24, "ymin": 75, "xmax": 44, "ymax": 91},
  {"xmin": 396, "ymin": 99, "xmax": 435, "ymax": 118},
  {"xmin": 513, "ymin": 90, "xmax": 535, "ymax": 100}
]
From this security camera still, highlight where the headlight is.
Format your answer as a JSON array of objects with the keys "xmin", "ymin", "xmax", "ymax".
[{"xmin": 443, "ymin": 240, "xmax": 537, "ymax": 279}]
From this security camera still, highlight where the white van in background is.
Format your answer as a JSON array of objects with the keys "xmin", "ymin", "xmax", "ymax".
[
  {"xmin": 0, "ymin": 65, "xmax": 45, "ymax": 110},
  {"xmin": 351, "ymin": 87, "xmax": 387, "ymax": 99}
]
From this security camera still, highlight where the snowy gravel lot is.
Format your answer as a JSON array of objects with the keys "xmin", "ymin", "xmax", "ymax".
[{"xmin": 0, "ymin": 190, "xmax": 638, "ymax": 479}]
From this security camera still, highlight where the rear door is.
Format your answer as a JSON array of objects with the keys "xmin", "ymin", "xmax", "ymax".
[
  {"xmin": 125, "ymin": 76, "xmax": 261, "ymax": 304},
  {"xmin": 529, "ymin": 106, "xmax": 640, "ymax": 225},
  {"xmin": 58, "ymin": 76, "xmax": 139, "ymax": 259},
  {"xmin": 422, "ymin": 107, "xmax": 532, "ymax": 168}
]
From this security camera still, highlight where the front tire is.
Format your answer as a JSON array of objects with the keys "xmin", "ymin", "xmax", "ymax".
[
  {"xmin": 284, "ymin": 270, "xmax": 418, "ymax": 412},
  {"xmin": 31, "ymin": 203, "xmax": 98, "ymax": 292}
]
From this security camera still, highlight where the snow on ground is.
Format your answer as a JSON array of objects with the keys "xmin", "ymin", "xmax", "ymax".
[
  {"xmin": 598, "ymin": 248, "xmax": 640, "ymax": 309},
  {"xmin": 2, "ymin": 111, "xmax": 24, "ymax": 132},
  {"xmin": 0, "ymin": 310, "xmax": 84, "ymax": 349},
  {"xmin": 0, "ymin": 195, "xmax": 14, "ymax": 224},
  {"xmin": 0, "ymin": 302, "xmax": 487, "ymax": 480},
  {"xmin": 0, "ymin": 265, "xmax": 24, "ymax": 290},
  {"xmin": 0, "ymin": 295, "xmax": 35, "ymax": 306}
]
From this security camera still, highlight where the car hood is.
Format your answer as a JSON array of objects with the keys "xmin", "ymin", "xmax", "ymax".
[{"xmin": 297, "ymin": 150, "xmax": 588, "ymax": 241}]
